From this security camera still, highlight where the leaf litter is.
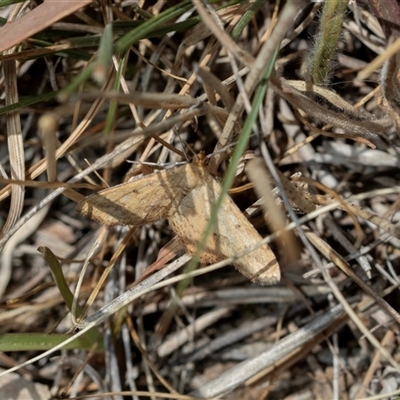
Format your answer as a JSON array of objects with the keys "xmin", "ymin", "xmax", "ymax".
[{"xmin": 1, "ymin": 1, "xmax": 400, "ymax": 399}]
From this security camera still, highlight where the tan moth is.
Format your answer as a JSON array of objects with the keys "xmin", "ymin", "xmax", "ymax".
[{"xmin": 76, "ymin": 156, "xmax": 280, "ymax": 285}]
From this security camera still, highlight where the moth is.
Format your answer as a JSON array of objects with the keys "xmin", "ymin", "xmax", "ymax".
[{"xmin": 76, "ymin": 156, "xmax": 280, "ymax": 285}]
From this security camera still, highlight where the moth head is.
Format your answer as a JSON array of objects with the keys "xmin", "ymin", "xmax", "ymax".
[{"xmin": 193, "ymin": 151, "xmax": 206, "ymax": 167}]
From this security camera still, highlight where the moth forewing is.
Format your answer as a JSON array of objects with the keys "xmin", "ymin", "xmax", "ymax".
[
  {"xmin": 167, "ymin": 172, "xmax": 280, "ymax": 285},
  {"xmin": 76, "ymin": 162, "xmax": 205, "ymax": 227}
]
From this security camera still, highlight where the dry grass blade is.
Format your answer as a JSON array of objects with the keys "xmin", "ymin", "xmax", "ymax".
[
  {"xmin": 0, "ymin": 74, "xmax": 114, "ymax": 202},
  {"xmin": 0, "ymin": 204, "xmax": 50, "ymax": 299},
  {"xmin": 192, "ymin": 0, "xmax": 255, "ymax": 68},
  {"xmin": 210, "ymin": 0, "xmax": 307, "ymax": 171},
  {"xmin": 0, "ymin": 58, "xmax": 25, "ymax": 244},
  {"xmin": 246, "ymin": 157, "xmax": 300, "ymax": 263},
  {"xmin": 157, "ymin": 306, "xmax": 232, "ymax": 358},
  {"xmin": 306, "ymin": 230, "xmax": 400, "ymax": 328},
  {"xmin": 38, "ymin": 113, "xmax": 58, "ymax": 183},
  {"xmin": 76, "ymin": 227, "xmax": 136, "ymax": 324},
  {"xmin": 82, "ymin": 90, "xmax": 203, "ymax": 110},
  {"xmin": 312, "ymin": 194, "xmax": 400, "ymax": 239},
  {"xmin": 0, "ymin": 0, "xmax": 94, "ymax": 53},
  {"xmin": 271, "ymin": 74, "xmax": 392, "ymax": 146},
  {"xmin": 0, "ymin": 3, "xmax": 29, "ymax": 244},
  {"xmin": 190, "ymin": 304, "xmax": 347, "ymax": 398},
  {"xmin": 305, "ymin": 231, "xmax": 400, "ymax": 369}
]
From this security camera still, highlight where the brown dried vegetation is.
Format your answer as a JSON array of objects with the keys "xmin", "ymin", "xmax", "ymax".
[{"xmin": 1, "ymin": 1, "xmax": 400, "ymax": 399}]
